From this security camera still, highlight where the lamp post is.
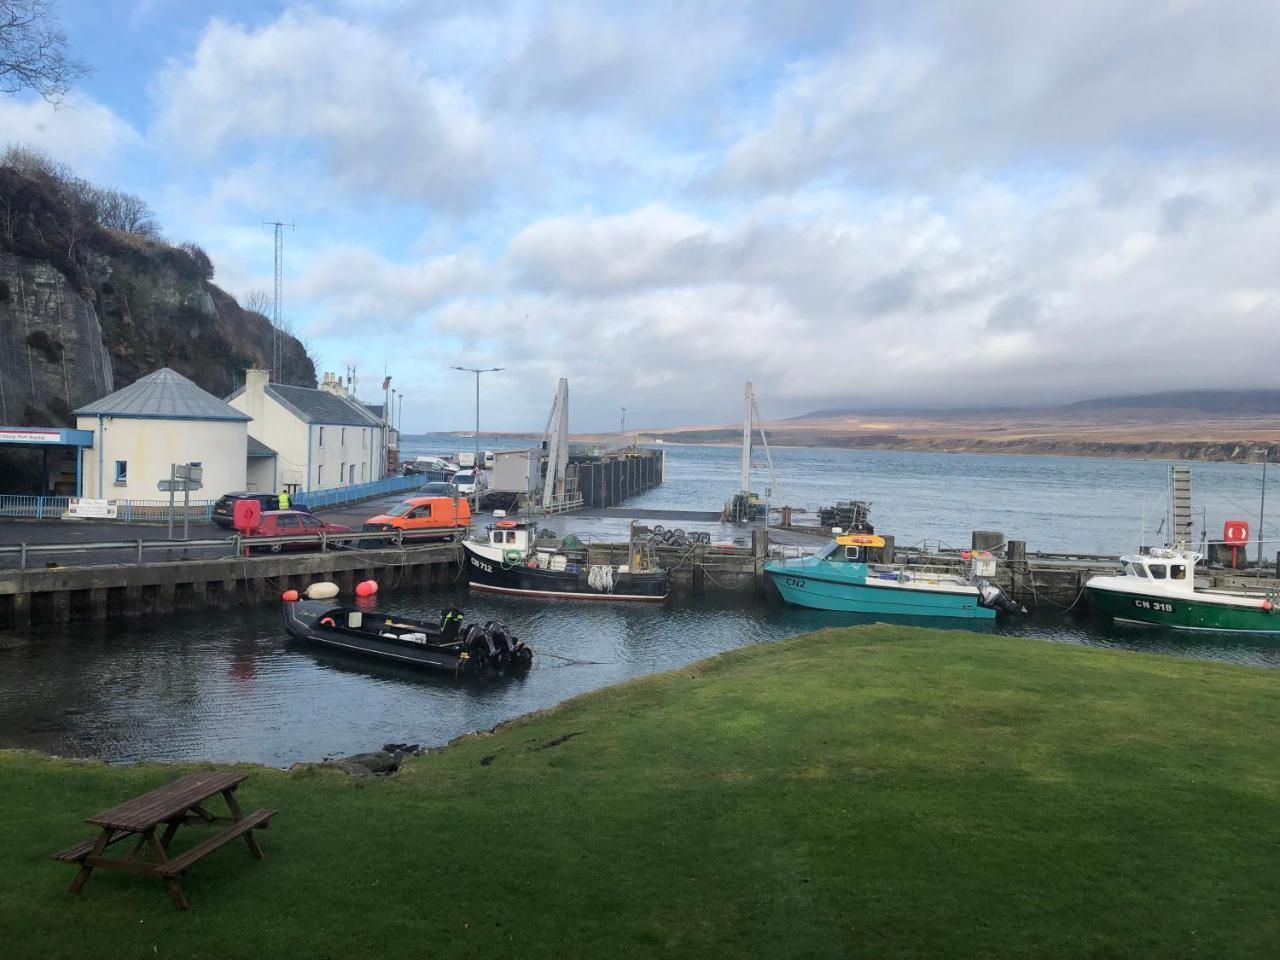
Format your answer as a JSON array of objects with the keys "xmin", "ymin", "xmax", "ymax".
[{"xmin": 451, "ymin": 365, "xmax": 503, "ymax": 472}]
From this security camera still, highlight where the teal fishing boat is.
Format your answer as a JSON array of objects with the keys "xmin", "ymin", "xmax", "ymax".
[
  {"xmin": 765, "ymin": 534, "xmax": 1020, "ymax": 619},
  {"xmin": 1086, "ymin": 548, "xmax": 1280, "ymax": 633}
]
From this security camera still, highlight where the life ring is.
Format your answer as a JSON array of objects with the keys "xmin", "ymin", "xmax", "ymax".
[
  {"xmin": 496, "ymin": 520, "xmax": 518, "ymax": 529},
  {"xmin": 504, "ymin": 548, "xmax": 524, "ymax": 563},
  {"xmin": 319, "ymin": 616, "xmax": 336, "ymax": 627}
]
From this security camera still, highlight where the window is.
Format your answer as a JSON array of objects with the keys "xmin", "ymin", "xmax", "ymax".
[
  {"xmin": 844, "ymin": 546, "xmax": 862, "ymax": 560},
  {"xmin": 1171, "ymin": 564, "xmax": 1187, "ymax": 580},
  {"xmin": 362, "ymin": 429, "xmax": 367, "ymax": 449},
  {"xmin": 1149, "ymin": 564, "xmax": 1167, "ymax": 580},
  {"xmin": 113, "ymin": 460, "xmax": 127, "ymax": 483},
  {"xmin": 361, "ymin": 463, "xmax": 366, "ymax": 481},
  {"xmin": 317, "ymin": 465, "xmax": 323, "ymax": 486},
  {"xmin": 409, "ymin": 504, "xmax": 432, "ymax": 519},
  {"xmin": 277, "ymin": 514, "xmax": 300, "ymax": 529},
  {"xmin": 1128, "ymin": 563, "xmax": 1148, "ymax": 578},
  {"xmin": 318, "ymin": 427, "xmax": 324, "ymax": 447},
  {"xmin": 339, "ymin": 464, "xmax": 345, "ymax": 483},
  {"xmin": 301, "ymin": 515, "xmax": 324, "ymax": 529},
  {"xmin": 341, "ymin": 428, "xmax": 346, "ymax": 447}
]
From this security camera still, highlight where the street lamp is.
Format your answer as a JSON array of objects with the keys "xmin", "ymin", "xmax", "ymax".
[
  {"xmin": 451, "ymin": 366, "xmax": 503, "ymax": 468},
  {"xmin": 1255, "ymin": 446, "xmax": 1270, "ymax": 570}
]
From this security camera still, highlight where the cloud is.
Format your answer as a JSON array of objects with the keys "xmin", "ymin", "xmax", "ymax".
[
  {"xmin": 297, "ymin": 246, "xmax": 490, "ymax": 332},
  {"xmin": 0, "ymin": 95, "xmax": 141, "ymax": 178},
  {"xmin": 717, "ymin": 0, "xmax": 1280, "ymax": 191},
  {"xmin": 152, "ymin": 10, "xmax": 500, "ymax": 210}
]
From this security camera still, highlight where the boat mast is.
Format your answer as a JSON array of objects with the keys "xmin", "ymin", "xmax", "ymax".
[{"xmin": 740, "ymin": 379, "xmax": 752, "ymax": 496}]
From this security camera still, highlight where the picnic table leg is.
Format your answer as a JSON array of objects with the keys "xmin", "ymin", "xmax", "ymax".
[
  {"xmin": 68, "ymin": 828, "xmax": 114, "ymax": 895},
  {"xmin": 146, "ymin": 830, "xmax": 189, "ymax": 911},
  {"xmin": 159, "ymin": 818, "xmax": 182, "ymax": 850},
  {"xmin": 221, "ymin": 788, "xmax": 264, "ymax": 860}
]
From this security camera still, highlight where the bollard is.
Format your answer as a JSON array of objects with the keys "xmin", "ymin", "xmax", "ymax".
[
  {"xmin": 1006, "ymin": 540, "xmax": 1027, "ymax": 567},
  {"xmin": 20, "ymin": 542, "xmax": 27, "ymax": 569}
]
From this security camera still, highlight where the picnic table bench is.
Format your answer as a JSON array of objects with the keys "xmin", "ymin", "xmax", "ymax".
[{"xmin": 51, "ymin": 771, "xmax": 275, "ymax": 910}]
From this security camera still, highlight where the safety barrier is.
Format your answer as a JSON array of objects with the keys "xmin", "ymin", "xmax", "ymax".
[
  {"xmin": 0, "ymin": 473, "xmax": 447, "ymax": 523},
  {"xmin": 297, "ymin": 473, "xmax": 446, "ymax": 510},
  {"xmin": 0, "ymin": 495, "xmax": 72, "ymax": 519}
]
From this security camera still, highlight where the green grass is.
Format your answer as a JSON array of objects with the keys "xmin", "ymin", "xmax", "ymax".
[{"xmin": 3, "ymin": 626, "xmax": 1278, "ymax": 959}]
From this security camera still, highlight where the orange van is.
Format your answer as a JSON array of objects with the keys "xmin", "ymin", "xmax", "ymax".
[{"xmin": 363, "ymin": 496, "xmax": 471, "ymax": 542}]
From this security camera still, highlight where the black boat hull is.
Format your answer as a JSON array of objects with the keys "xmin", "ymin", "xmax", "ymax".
[
  {"xmin": 464, "ymin": 546, "xmax": 669, "ymax": 601},
  {"xmin": 283, "ymin": 600, "xmax": 530, "ymax": 674}
]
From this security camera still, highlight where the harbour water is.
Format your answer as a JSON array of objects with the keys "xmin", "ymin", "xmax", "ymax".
[
  {"xmin": 405, "ymin": 433, "xmax": 1277, "ymax": 556},
  {"xmin": 3, "ymin": 439, "xmax": 1279, "ymax": 766}
]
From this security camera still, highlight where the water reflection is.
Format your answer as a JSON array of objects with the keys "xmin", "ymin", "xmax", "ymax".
[{"xmin": 1, "ymin": 585, "xmax": 1277, "ymax": 767}]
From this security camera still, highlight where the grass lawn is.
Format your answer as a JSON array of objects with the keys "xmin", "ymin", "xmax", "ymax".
[{"xmin": 2, "ymin": 626, "xmax": 1278, "ymax": 959}]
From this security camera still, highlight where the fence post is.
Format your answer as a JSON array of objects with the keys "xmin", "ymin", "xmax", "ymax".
[
  {"xmin": 36, "ymin": 497, "xmax": 43, "ymax": 520},
  {"xmin": 20, "ymin": 543, "xmax": 27, "ymax": 569}
]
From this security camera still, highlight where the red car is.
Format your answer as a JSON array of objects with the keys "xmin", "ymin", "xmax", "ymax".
[{"xmin": 244, "ymin": 510, "xmax": 353, "ymax": 553}]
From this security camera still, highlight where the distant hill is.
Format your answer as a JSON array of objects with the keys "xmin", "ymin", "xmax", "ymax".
[{"xmin": 791, "ymin": 390, "xmax": 1280, "ymax": 421}]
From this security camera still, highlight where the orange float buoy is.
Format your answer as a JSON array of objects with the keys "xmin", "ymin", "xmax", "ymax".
[
  {"xmin": 281, "ymin": 589, "xmax": 299, "ymax": 602},
  {"xmin": 1264, "ymin": 599, "xmax": 1273, "ymax": 612},
  {"xmin": 319, "ymin": 617, "xmax": 336, "ymax": 627},
  {"xmin": 354, "ymin": 579, "xmax": 379, "ymax": 597}
]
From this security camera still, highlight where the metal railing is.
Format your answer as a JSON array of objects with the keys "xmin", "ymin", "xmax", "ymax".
[
  {"xmin": 0, "ymin": 526, "xmax": 467, "ymax": 571},
  {"xmin": 0, "ymin": 473, "xmax": 449, "ymax": 524},
  {"xmin": 298, "ymin": 473, "xmax": 447, "ymax": 510},
  {"xmin": 0, "ymin": 495, "xmax": 72, "ymax": 519}
]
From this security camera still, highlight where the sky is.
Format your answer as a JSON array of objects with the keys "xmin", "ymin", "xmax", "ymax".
[{"xmin": 4, "ymin": 0, "xmax": 1279, "ymax": 432}]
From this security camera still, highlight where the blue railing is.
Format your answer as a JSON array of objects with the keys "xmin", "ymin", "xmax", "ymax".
[
  {"xmin": 295, "ymin": 472, "xmax": 446, "ymax": 511},
  {"xmin": 0, "ymin": 495, "xmax": 72, "ymax": 519},
  {"xmin": 0, "ymin": 473, "xmax": 445, "ymax": 522}
]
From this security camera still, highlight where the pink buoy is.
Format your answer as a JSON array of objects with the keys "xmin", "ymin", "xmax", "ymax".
[
  {"xmin": 354, "ymin": 579, "xmax": 378, "ymax": 597},
  {"xmin": 281, "ymin": 589, "xmax": 299, "ymax": 602}
]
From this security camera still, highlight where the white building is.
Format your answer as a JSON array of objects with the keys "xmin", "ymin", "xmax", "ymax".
[
  {"xmin": 75, "ymin": 367, "xmax": 259, "ymax": 500},
  {"xmin": 226, "ymin": 369, "xmax": 388, "ymax": 494}
]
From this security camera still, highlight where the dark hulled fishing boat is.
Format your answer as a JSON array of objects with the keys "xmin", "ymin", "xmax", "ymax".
[
  {"xmin": 464, "ymin": 518, "xmax": 669, "ymax": 601},
  {"xmin": 282, "ymin": 598, "xmax": 532, "ymax": 674}
]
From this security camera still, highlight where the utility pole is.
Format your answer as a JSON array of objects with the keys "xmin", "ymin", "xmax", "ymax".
[
  {"xmin": 620, "ymin": 405, "xmax": 626, "ymax": 436},
  {"xmin": 262, "ymin": 220, "xmax": 294, "ymax": 381},
  {"xmin": 451, "ymin": 366, "xmax": 503, "ymax": 468}
]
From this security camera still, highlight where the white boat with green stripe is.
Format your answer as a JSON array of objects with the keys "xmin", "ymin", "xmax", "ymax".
[{"xmin": 1086, "ymin": 548, "xmax": 1280, "ymax": 634}]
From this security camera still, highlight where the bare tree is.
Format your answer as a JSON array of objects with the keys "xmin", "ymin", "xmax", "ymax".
[
  {"xmin": 0, "ymin": 1, "xmax": 88, "ymax": 104},
  {"xmin": 96, "ymin": 188, "xmax": 159, "ymax": 239},
  {"xmin": 240, "ymin": 288, "xmax": 273, "ymax": 317}
]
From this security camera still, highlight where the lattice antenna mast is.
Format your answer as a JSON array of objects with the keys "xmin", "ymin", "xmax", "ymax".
[{"xmin": 262, "ymin": 220, "xmax": 294, "ymax": 381}]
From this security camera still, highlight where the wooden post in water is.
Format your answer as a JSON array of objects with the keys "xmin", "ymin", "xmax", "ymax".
[{"xmin": 880, "ymin": 534, "xmax": 895, "ymax": 565}]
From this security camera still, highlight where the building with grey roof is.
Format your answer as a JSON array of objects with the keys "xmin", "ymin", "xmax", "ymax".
[
  {"xmin": 227, "ymin": 369, "xmax": 390, "ymax": 493},
  {"xmin": 75, "ymin": 368, "xmax": 254, "ymax": 500}
]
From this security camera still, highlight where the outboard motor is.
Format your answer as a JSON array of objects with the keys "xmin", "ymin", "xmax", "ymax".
[{"xmin": 977, "ymin": 580, "xmax": 1026, "ymax": 615}]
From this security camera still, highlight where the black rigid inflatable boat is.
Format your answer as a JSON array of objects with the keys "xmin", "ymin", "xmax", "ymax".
[{"xmin": 282, "ymin": 599, "xmax": 532, "ymax": 675}]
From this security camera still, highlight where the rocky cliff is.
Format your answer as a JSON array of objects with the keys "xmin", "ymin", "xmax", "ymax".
[{"xmin": 0, "ymin": 162, "xmax": 315, "ymax": 487}]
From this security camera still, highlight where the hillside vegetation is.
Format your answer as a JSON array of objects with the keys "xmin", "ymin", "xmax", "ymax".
[{"xmin": 0, "ymin": 146, "xmax": 315, "ymax": 428}]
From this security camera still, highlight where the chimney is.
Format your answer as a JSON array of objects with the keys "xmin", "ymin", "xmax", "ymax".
[{"xmin": 246, "ymin": 368, "xmax": 269, "ymax": 395}]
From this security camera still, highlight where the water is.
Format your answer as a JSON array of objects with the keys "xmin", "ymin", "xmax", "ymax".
[
  {"xmin": 405, "ymin": 433, "xmax": 1276, "ymax": 555},
  {"xmin": 4, "ymin": 440, "xmax": 1278, "ymax": 766}
]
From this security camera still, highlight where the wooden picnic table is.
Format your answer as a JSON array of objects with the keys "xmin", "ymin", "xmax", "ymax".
[{"xmin": 51, "ymin": 771, "xmax": 276, "ymax": 910}]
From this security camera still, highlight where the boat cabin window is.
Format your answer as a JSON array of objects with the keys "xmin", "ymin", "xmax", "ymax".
[
  {"xmin": 1148, "ymin": 563, "xmax": 1167, "ymax": 580},
  {"xmin": 1126, "ymin": 562, "xmax": 1148, "ymax": 578},
  {"xmin": 844, "ymin": 546, "xmax": 862, "ymax": 561},
  {"xmin": 1171, "ymin": 564, "xmax": 1187, "ymax": 580}
]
